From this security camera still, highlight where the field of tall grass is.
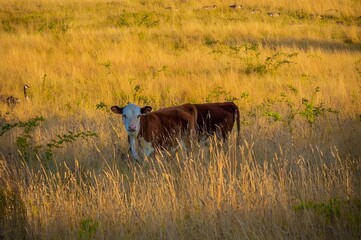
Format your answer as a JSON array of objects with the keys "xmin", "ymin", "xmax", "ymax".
[{"xmin": 1, "ymin": 0, "xmax": 361, "ymax": 239}]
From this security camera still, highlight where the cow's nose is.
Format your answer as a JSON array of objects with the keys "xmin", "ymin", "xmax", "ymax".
[{"xmin": 128, "ymin": 124, "xmax": 137, "ymax": 132}]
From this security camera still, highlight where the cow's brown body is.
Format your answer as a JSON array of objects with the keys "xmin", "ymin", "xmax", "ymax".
[
  {"xmin": 194, "ymin": 102, "xmax": 240, "ymax": 140},
  {"xmin": 111, "ymin": 102, "xmax": 240, "ymax": 161},
  {"xmin": 138, "ymin": 103, "xmax": 198, "ymax": 145}
]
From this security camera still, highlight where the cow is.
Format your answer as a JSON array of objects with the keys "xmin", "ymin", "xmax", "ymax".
[
  {"xmin": 193, "ymin": 102, "xmax": 240, "ymax": 141},
  {"xmin": 111, "ymin": 103, "xmax": 198, "ymax": 161}
]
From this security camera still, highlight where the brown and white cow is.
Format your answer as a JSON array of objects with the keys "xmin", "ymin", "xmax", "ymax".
[
  {"xmin": 111, "ymin": 103, "xmax": 197, "ymax": 161},
  {"xmin": 194, "ymin": 102, "xmax": 240, "ymax": 140}
]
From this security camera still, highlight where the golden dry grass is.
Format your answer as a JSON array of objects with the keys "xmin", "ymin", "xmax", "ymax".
[{"xmin": 0, "ymin": 0, "xmax": 361, "ymax": 239}]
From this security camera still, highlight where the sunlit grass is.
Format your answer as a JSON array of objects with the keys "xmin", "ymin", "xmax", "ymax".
[{"xmin": 1, "ymin": 138, "xmax": 360, "ymax": 239}]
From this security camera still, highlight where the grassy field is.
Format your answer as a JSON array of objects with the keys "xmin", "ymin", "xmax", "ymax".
[{"xmin": 1, "ymin": 0, "xmax": 361, "ymax": 239}]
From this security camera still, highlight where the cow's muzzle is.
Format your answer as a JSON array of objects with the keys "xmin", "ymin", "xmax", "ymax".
[{"xmin": 128, "ymin": 124, "xmax": 137, "ymax": 132}]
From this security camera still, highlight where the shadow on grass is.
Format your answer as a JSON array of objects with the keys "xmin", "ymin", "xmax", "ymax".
[{"xmin": 245, "ymin": 37, "xmax": 361, "ymax": 52}]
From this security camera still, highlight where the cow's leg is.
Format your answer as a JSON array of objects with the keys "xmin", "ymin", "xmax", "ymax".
[
  {"xmin": 129, "ymin": 136, "xmax": 141, "ymax": 161},
  {"xmin": 221, "ymin": 127, "xmax": 228, "ymax": 141},
  {"xmin": 139, "ymin": 137, "xmax": 154, "ymax": 158},
  {"xmin": 214, "ymin": 124, "xmax": 224, "ymax": 141},
  {"xmin": 188, "ymin": 116, "xmax": 197, "ymax": 145}
]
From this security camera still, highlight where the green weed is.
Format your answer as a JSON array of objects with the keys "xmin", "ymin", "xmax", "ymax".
[
  {"xmin": 256, "ymin": 86, "xmax": 338, "ymax": 132},
  {"xmin": 96, "ymin": 102, "xmax": 108, "ymax": 111},
  {"xmin": 1, "ymin": 117, "xmax": 97, "ymax": 165},
  {"xmin": 38, "ymin": 17, "xmax": 72, "ymax": 34},
  {"xmin": 1, "ymin": 116, "xmax": 44, "ymax": 161},
  {"xmin": 111, "ymin": 12, "xmax": 160, "ymax": 28},
  {"xmin": 79, "ymin": 218, "xmax": 99, "ymax": 240},
  {"xmin": 243, "ymin": 46, "xmax": 298, "ymax": 75},
  {"xmin": 208, "ymin": 41, "xmax": 297, "ymax": 76},
  {"xmin": 100, "ymin": 61, "xmax": 112, "ymax": 75},
  {"xmin": 36, "ymin": 131, "xmax": 98, "ymax": 162},
  {"xmin": 294, "ymin": 198, "xmax": 361, "ymax": 227},
  {"xmin": 206, "ymin": 86, "xmax": 238, "ymax": 103}
]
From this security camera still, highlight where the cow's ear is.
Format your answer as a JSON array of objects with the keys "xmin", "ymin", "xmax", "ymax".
[
  {"xmin": 111, "ymin": 106, "xmax": 123, "ymax": 114},
  {"xmin": 141, "ymin": 106, "xmax": 152, "ymax": 115}
]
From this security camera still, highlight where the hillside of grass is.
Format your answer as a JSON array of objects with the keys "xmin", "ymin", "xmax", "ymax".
[{"xmin": 0, "ymin": 0, "xmax": 360, "ymax": 239}]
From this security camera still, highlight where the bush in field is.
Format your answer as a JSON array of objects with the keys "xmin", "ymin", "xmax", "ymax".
[
  {"xmin": 242, "ymin": 44, "xmax": 298, "ymax": 75},
  {"xmin": 256, "ymin": 86, "xmax": 338, "ymax": 132},
  {"xmin": 0, "ymin": 117, "xmax": 97, "ymax": 166},
  {"xmin": 0, "ymin": 116, "xmax": 45, "ymax": 161},
  {"xmin": 206, "ymin": 41, "xmax": 297, "ymax": 76},
  {"xmin": 109, "ymin": 11, "xmax": 160, "ymax": 28},
  {"xmin": 36, "ymin": 131, "xmax": 98, "ymax": 162},
  {"xmin": 79, "ymin": 218, "xmax": 99, "ymax": 240},
  {"xmin": 294, "ymin": 198, "xmax": 361, "ymax": 230},
  {"xmin": 206, "ymin": 86, "xmax": 238, "ymax": 103}
]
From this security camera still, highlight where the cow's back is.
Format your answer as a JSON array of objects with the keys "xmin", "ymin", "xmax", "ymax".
[
  {"xmin": 194, "ymin": 102, "xmax": 239, "ymax": 138},
  {"xmin": 139, "ymin": 104, "xmax": 197, "ymax": 144}
]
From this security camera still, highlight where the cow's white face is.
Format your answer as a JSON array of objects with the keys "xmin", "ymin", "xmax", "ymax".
[
  {"xmin": 111, "ymin": 103, "xmax": 153, "ymax": 161},
  {"xmin": 111, "ymin": 103, "xmax": 152, "ymax": 137}
]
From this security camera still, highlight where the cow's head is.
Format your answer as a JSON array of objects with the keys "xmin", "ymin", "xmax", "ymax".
[{"xmin": 111, "ymin": 103, "xmax": 152, "ymax": 137}]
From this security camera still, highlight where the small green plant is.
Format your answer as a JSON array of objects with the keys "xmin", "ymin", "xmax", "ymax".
[
  {"xmin": 294, "ymin": 198, "xmax": 341, "ymax": 223},
  {"xmin": 1, "ymin": 117, "xmax": 97, "ymax": 164},
  {"xmin": 96, "ymin": 102, "xmax": 107, "ymax": 111},
  {"xmin": 257, "ymin": 86, "xmax": 338, "ymax": 132},
  {"xmin": 130, "ymin": 82, "xmax": 143, "ymax": 103},
  {"xmin": 203, "ymin": 36, "xmax": 219, "ymax": 47},
  {"xmin": 2, "ymin": 19, "xmax": 16, "ymax": 33},
  {"xmin": 263, "ymin": 111, "xmax": 282, "ymax": 122},
  {"xmin": 38, "ymin": 17, "xmax": 72, "ymax": 34},
  {"xmin": 0, "ymin": 116, "xmax": 44, "ymax": 137},
  {"xmin": 240, "ymin": 92, "xmax": 250, "ymax": 100},
  {"xmin": 113, "ymin": 12, "xmax": 160, "ymax": 28},
  {"xmin": 257, "ymin": 97, "xmax": 283, "ymax": 123},
  {"xmin": 173, "ymin": 37, "xmax": 187, "ymax": 51},
  {"xmin": 79, "ymin": 218, "xmax": 99, "ymax": 240},
  {"xmin": 206, "ymin": 86, "xmax": 238, "ymax": 103},
  {"xmin": 294, "ymin": 198, "xmax": 361, "ymax": 226},
  {"xmin": 147, "ymin": 65, "xmax": 168, "ymax": 81},
  {"xmin": 207, "ymin": 41, "xmax": 297, "ymax": 76},
  {"xmin": 244, "ymin": 49, "xmax": 297, "ymax": 75},
  {"xmin": 297, "ymin": 87, "xmax": 338, "ymax": 125},
  {"xmin": 287, "ymin": 10, "xmax": 309, "ymax": 20},
  {"xmin": 126, "ymin": 66, "xmax": 167, "ymax": 105},
  {"xmin": 100, "ymin": 61, "xmax": 112, "ymax": 74},
  {"xmin": 36, "ymin": 131, "xmax": 98, "ymax": 161},
  {"xmin": 1, "ymin": 116, "xmax": 45, "ymax": 159}
]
